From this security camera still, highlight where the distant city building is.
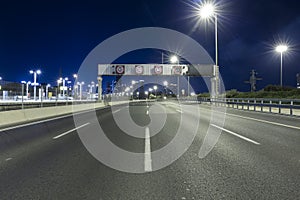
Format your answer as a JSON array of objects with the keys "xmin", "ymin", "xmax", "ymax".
[{"xmin": 297, "ymin": 73, "xmax": 300, "ymax": 89}]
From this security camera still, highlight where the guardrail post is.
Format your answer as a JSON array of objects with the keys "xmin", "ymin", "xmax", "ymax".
[
  {"xmin": 261, "ymin": 100, "xmax": 263, "ymax": 112},
  {"xmin": 254, "ymin": 100, "xmax": 256, "ymax": 111},
  {"xmin": 247, "ymin": 100, "xmax": 250, "ymax": 110},
  {"xmin": 269, "ymin": 101, "xmax": 272, "ymax": 113},
  {"xmin": 290, "ymin": 101, "xmax": 293, "ymax": 115},
  {"xmin": 242, "ymin": 100, "xmax": 244, "ymax": 110},
  {"xmin": 279, "ymin": 101, "xmax": 282, "ymax": 114}
]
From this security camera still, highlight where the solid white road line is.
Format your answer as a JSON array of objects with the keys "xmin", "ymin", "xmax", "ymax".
[
  {"xmin": 176, "ymin": 109, "xmax": 183, "ymax": 113},
  {"xmin": 144, "ymin": 127, "xmax": 152, "ymax": 172},
  {"xmin": 0, "ymin": 107, "xmax": 105, "ymax": 132},
  {"xmin": 112, "ymin": 105, "xmax": 130, "ymax": 114},
  {"xmin": 211, "ymin": 124, "xmax": 260, "ymax": 145},
  {"xmin": 225, "ymin": 112, "xmax": 300, "ymax": 130},
  {"xmin": 5, "ymin": 158, "xmax": 12, "ymax": 161},
  {"xmin": 53, "ymin": 123, "xmax": 90, "ymax": 139},
  {"xmin": 112, "ymin": 109, "xmax": 121, "ymax": 114},
  {"xmin": 0, "ymin": 114, "xmax": 75, "ymax": 132},
  {"xmin": 199, "ymin": 105, "xmax": 300, "ymax": 131}
]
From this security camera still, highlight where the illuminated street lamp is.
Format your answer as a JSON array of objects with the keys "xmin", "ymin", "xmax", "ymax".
[
  {"xmin": 22, "ymin": 81, "xmax": 31, "ymax": 98},
  {"xmin": 276, "ymin": 45, "xmax": 288, "ymax": 87},
  {"xmin": 29, "ymin": 70, "xmax": 41, "ymax": 101},
  {"xmin": 199, "ymin": 2, "xmax": 218, "ymax": 66},
  {"xmin": 170, "ymin": 55, "xmax": 179, "ymax": 64},
  {"xmin": 88, "ymin": 81, "xmax": 95, "ymax": 99},
  {"xmin": 59, "ymin": 77, "xmax": 69, "ymax": 97},
  {"xmin": 198, "ymin": 2, "xmax": 221, "ymax": 97},
  {"xmin": 46, "ymin": 84, "xmax": 51, "ymax": 99},
  {"xmin": 77, "ymin": 81, "xmax": 85, "ymax": 100}
]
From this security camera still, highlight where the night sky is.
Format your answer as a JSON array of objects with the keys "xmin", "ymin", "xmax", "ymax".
[{"xmin": 0, "ymin": 0, "xmax": 300, "ymax": 92}]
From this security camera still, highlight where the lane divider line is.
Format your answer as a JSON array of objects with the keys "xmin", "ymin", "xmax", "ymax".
[
  {"xmin": 144, "ymin": 127, "xmax": 152, "ymax": 172},
  {"xmin": 211, "ymin": 124, "xmax": 261, "ymax": 145},
  {"xmin": 53, "ymin": 123, "xmax": 90, "ymax": 139}
]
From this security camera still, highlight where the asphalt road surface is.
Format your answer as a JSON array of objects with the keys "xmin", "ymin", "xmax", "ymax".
[{"xmin": 0, "ymin": 101, "xmax": 299, "ymax": 199}]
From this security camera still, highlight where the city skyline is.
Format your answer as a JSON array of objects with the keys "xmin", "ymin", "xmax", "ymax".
[{"xmin": 0, "ymin": 0, "xmax": 300, "ymax": 91}]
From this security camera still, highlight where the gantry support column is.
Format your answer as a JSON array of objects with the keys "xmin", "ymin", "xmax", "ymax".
[
  {"xmin": 211, "ymin": 65, "xmax": 220, "ymax": 100},
  {"xmin": 97, "ymin": 76, "xmax": 103, "ymax": 102}
]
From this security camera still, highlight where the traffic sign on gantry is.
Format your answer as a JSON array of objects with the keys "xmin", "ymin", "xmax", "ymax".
[{"xmin": 98, "ymin": 64, "xmax": 215, "ymax": 77}]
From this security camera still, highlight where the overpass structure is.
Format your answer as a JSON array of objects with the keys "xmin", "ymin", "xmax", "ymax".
[{"xmin": 97, "ymin": 64, "xmax": 220, "ymax": 100}]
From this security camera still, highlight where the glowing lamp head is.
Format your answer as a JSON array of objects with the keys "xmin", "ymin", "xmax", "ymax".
[
  {"xmin": 153, "ymin": 85, "xmax": 158, "ymax": 90},
  {"xmin": 36, "ymin": 70, "xmax": 41, "ymax": 74},
  {"xmin": 29, "ymin": 70, "xmax": 34, "ymax": 74},
  {"xmin": 276, "ymin": 45, "xmax": 288, "ymax": 53},
  {"xmin": 199, "ymin": 3, "xmax": 215, "ymax": 18},
  {"xmin": 170, "ymin": 55, "xmax": 178, "ymax": 64}
]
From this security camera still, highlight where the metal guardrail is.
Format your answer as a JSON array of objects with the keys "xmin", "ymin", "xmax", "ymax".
[{"xmin": 179, "ymin": 97, "xmax": 300, "ymax": 116}]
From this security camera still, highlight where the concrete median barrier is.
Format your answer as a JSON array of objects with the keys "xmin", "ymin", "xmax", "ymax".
[{"xmin": 0, "ymin": 102, "xmax": 109, "ymax": 127}]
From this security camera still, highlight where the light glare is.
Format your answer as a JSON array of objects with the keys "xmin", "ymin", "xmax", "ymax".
[
  {"xmin": 170, "ymin": 55, "xmax": 178, "ymax": 64},
  {"xmin": 276, "ymin": 45, "xmax": 288, "ymax": 53},
  {"xmin": 199, "ymin": 3, "xmax": 215, "ymax": 18}
]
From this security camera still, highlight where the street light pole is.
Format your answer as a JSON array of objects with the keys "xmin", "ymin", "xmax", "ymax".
[
  {"xmin": 214, "ymin": 14, "xmax": 218, "ymax": 66},
  {"xmin": 280, "ymin": 52, "xmax": 283, "ymax": 87},
  {"xmin": 21, "ymin": 81, "xmax": 25, "ymax": 109},
  {"xmin": 34, "ymin": 72, "xmax": 37, "ymax": 100},
  {"xmin": 77, "ymin": 82, "xmax": 84, "ymax": 101},
  {"xmin": 63, "ymin": 79, "xmax": 66, "ymax": 97},
  {"xmin": 46, "ymin": 84, "xmax": 51, "ymax": 99},
  {"xmin": 276, "ymin": 45, "xmax": 288, "ymax": 87},
  {"xmin": 30, "ymin": 70, "xmax": 41, "ymax": 101},
  {"xmin": 199, "ymin": 3, "xmax": 220, "ymax": 97}
]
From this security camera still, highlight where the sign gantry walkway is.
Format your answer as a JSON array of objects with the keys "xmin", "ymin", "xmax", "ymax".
[{"xmin": 97, "ymin": 64, "xmax": 220, "ymax": 100}]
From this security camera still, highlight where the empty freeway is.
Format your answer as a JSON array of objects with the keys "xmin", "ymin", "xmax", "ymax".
[{"xmin": 0, "ymin": 101, "xmax": 299, "ymax": 199}]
